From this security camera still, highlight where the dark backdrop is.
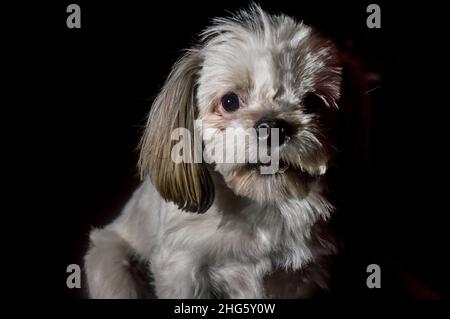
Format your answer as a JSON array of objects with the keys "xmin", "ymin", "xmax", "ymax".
[{"xmin": 18, "ymin": 0, "xmax": 449, "ymax": 299}]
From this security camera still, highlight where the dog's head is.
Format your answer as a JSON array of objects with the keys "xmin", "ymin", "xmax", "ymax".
[{"xmin": 139, "ymin": 5, "xmax": 342, "ymax": 213}]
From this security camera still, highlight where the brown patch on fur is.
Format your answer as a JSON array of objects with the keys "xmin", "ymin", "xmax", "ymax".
[{"xmin": 138, "ymin": 50, "xmax": 214, "ymax": 214}]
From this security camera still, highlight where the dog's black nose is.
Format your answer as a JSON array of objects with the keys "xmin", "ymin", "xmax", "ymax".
[{"xmin": 254, "ymin": 117, "xmax": 292, "ymax": 146}]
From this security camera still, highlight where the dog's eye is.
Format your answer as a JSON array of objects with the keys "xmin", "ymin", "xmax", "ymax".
[
  {"xmin": 221, "ymin": 92, "xmax": 240, "ymax": 112},
  {"xmin": 301, "ymin": 93, "xmax": 327, "ymax": 114}
]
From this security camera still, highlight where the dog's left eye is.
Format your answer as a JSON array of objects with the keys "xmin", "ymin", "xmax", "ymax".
[
  {"xmin": 301, "ymin": 93, "xmax": 327, "ymax": 114},
  {"xmin": 221, "ymin": 92, "xmax": 240, "ymax": 112}
]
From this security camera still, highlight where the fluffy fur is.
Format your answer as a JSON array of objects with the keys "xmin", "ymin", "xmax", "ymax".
[{"xmin": 85, "ymin": 5, "xmax": 342, "ymax": 299}]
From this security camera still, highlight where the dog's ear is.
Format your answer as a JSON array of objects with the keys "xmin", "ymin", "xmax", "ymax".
[{"xmin": 139, "ymin": 50, "xmax": 214, "ymax": 214}]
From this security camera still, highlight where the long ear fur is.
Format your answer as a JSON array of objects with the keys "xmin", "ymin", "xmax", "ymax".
[{"xmin": 138, "ymin": 50, "xmax": 214, "ymax": 214}]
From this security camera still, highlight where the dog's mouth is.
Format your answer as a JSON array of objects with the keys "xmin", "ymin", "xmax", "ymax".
[{"xmin": 246, "ymin": 160, "xmax": 291, "ymax": 174}]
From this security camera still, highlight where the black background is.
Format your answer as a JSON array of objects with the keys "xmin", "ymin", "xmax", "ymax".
[{"xmin": 13, "ymin": 0, "xmax": 449, "ymax": 299}]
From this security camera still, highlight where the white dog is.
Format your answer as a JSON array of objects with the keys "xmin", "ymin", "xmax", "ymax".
[{"xmin": 85, "ymin": 5, "xmax": 342, "ymax": 299}]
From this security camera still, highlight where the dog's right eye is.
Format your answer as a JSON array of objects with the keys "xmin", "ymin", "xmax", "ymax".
[{"xmin": 221, "ymin": 92, "xmax": 240, "ymax": 112}]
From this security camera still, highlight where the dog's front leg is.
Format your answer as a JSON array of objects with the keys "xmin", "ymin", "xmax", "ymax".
[
  {"xmin": 151, "ymin": 252, "xmax": 212, "ymax": 298},
  {"xmin": 210, "ymin": 259, "xmax": 271, "ymax": 299},
  {"xmin": 84, "ymin": 228, "xmax": 143, "ymax": 298}
]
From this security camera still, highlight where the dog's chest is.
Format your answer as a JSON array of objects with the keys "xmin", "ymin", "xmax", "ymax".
[{"xmin": 158, "ymin": 206, "xmax": 313, "ymax": 268}]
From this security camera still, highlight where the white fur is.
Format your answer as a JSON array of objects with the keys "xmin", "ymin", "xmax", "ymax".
[{"xmin": 85, "ymin": 5, "xmax": 341, "ymax": 299}]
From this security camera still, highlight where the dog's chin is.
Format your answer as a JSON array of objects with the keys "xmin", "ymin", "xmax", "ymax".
[{"xmin": 224, "ymin": 161, "xmax": 314, "ymax": 204}]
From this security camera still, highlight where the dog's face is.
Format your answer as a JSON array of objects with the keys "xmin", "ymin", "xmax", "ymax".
[{"xmin": 139, "ymin": 6, "xmax": 342, "ymax": 212}]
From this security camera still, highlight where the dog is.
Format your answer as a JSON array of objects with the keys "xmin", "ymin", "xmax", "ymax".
[{"xmin": 84, "ymin": 5, "xmax": 342, "ymax": 299}]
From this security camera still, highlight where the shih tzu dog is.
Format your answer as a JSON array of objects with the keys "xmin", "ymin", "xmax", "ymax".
[{"xmin": 85, "ymin": 5, "xmax": 343, "ymax": 298}]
